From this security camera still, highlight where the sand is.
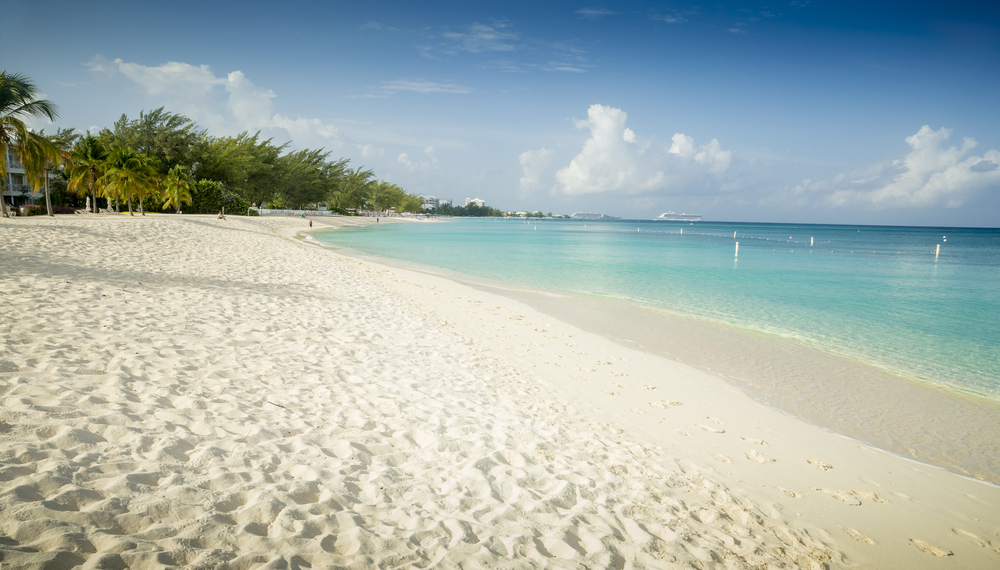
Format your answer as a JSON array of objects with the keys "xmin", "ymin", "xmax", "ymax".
[{"xmin": 0, "ymin": 214, "xmax": 997, "ymax": 569}]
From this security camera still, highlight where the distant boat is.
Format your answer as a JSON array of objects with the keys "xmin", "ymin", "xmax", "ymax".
[
  {"xmin": 570, "ymin": 212, "xmax": 621, "ymax": 220},
  {"xmin": 655, "ymin": 211, "xmax": 702, "ymax": 222}
]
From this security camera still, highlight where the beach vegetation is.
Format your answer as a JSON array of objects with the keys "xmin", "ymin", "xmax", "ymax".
[
  {"xmin": 161, "ymin": 165, "xmax": 195, "ymax": 213},
  {"xmin": 100, "ymin": 146, "xmax": 161, "ymax": 215},
  {"xmin": 8, "ymin": 72, "xmax": 429, "ymax": 216},
  {"xmin": 0, "ymin": 71, "xmax": 60, "ymax": 218},
  {"xmin": 67, "ymin": 134, "xmax": 109, "ymax": 213}
]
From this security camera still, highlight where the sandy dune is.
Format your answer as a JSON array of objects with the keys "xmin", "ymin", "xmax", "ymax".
[{"xmin": 0, "ymin": 215, "xmax": 997, "ymax": 569}]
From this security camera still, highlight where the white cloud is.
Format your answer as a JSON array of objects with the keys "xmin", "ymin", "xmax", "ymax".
[
  {"xmin": 780, "ymin": 126, "xmax": 1000, "ymax": 209},
  {"xmin": 361, "ymin": 144, "xmax": 384, "ymax": 158},
  {"xmin": 379, "ymin": 79, "xmax": 473, "ymax": 94},
  {"xmin": 397, "ymin": 147, "xmax": 438, "ymax": 171},
  {"xmin": 518, "ymin": 148, "xmax": 553, "ymax": 196},
  {"xmin": 551, "ymin": 104, "xmax": 731, "ymax": 196},
  {"xmin": 90, "ymin": 56, "xmax": 344, "ymax": 149}
]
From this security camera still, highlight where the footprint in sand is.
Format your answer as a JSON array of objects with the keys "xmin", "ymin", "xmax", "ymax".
[
  {"xmin": 612, "ymin": 372, "xmax": 627, "ymax": 377},
  {"xmin": 807, "ymin": 459, "xmax": 833, "ymax": 470},
  {"xmin": 712, "ymin": 454, "xmax": 732, "ymax": 463},
  {"xmin": 844, "ymin": 528, "xmax": 875, "ymax": 545},
  {"xmin": 613, "ymin": 383, "xmax": 627, "ymax": 389},
  {"xmin": 811, "ymin": 488, "xmax": 861, "ymax": 506},
  {"xmin": 579, "ymin": 367, "xmax": 595, "ymax": 372},
  {"xmin": 953, "ymin": 528, "xmax": 987, "ymax": 547},
  {"xmin": 630, "ymin": 408, "xmax": 644, "ymax": 415},
  {"xmin": 696, "ymin": 424, "xmax": 725, "ymax": 434},
  {"xmin": 745, "ymin": 450, "xmax": 774, "ymax": 463},
  {"xmin": 676, "ymin": 430, "xmax": 691, "ymax": 436},
  {"xmin": 852, "ymin": 490, "xmax": 889, "ymax": 503},
  {"xmin": 910, "ymin": 539, "xmax": 952, "ymax": 557},
  {"xmin": 644, "ymin": 384, "xmax": 656, "ymax": 390},
  {"xmin": 649, "ymin": 401, "xmax": 667, "ymax": 409},
  {"xmin": 777, "ymin": 487, "xmax": 801, "ymax": 498},
  {"xmin": 741, "ymin": 436, "xmax": 767, "ymax": 446},
  {"xmin": 597, "ymin": 361, "xmax": 611, "ymax": 366},
  {"xmin": 601, "ymin": 390, "xmax": 617, "ymax": 396},
  {"xmin": 667, "ymin": 401, "xmax": 683, "ymax": 406}
]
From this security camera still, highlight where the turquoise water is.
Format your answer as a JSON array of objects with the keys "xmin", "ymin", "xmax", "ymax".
[{"xmin": 316, "ymin": 219, "xmax": 1000, "ymax": 398}]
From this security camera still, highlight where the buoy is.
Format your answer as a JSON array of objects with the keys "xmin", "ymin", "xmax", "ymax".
[
  {"xmin": 811, "ymin": 237, "xmax": 814, "ymax": 246},
  {"xmin": 680, "ymin": 229, "xmax": 683, "ymax": 234},
  {"xmin": 733, "ymin": 231, "xmax": 737, "ymax": 238},
  {"xmin": 735, "ymin": 242, "xmax": 739, "ymax": 258},
  {"xmin": 936, "ymin": 244, "xmax": 940, "ymax": 257}
]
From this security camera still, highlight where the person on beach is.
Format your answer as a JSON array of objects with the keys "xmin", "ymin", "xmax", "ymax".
[
  {"xmin": 309, "ymin": 219, "xmax": 313, "ymax": 227},
  {"xmin": 217, "ymin": 212, "xmax": 226, "ymax": 220}
]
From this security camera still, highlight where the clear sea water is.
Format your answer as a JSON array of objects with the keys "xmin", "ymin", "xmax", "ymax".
[{"xmin": 315, "ymin": 219, "xmax": 1000, "ymax": 400}]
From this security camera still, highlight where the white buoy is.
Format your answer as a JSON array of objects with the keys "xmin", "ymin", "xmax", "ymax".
[
  {"xmin": 811, "ymin": 237, "xmax": 814, "ymax": 246},
  {"xmin": 735, "ymin": 242, "xmax": 740, "ymax": 258},
  {"xmin": 638, "ymin": 228, "xmax": 640, "ymax": 232},
  {"xmin": 943, "ymin": 236, "xmax": 947, "ymax": 242},
  {"xmin": 936, "ymin": 244, "xmax": 941, "ymax": 257},
  {"xmin": 733, "ymin": 231, "xmax": 737, "ymax": 238},
  {"xmin": 680, "ymin": 228, "xmax": 683, "ymax": 234}
]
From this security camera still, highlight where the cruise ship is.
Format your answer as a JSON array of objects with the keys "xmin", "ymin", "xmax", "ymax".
[
  {"xmin": 654, "ymin": 211, "xmax": 702, "ymax": 222},
  {"xmin": 570, "ymin": 212, "xmax": 621, "ymax": 220}
]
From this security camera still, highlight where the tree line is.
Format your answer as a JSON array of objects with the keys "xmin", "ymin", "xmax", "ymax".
[{"xmin": 1, "ymin": 71, "xmax": 425, "ymax": 217}]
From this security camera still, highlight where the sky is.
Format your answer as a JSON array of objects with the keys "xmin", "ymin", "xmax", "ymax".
[{"xmin": 3, "ymin": 0, "xmax": 999, "ymax": 225}]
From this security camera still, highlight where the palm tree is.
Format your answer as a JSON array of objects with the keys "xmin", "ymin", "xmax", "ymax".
[
  {"xmin": 0, "ymin": 71, "xmax": 59, "ymax": 217},
  {"xmin": 161, "ymin": 164, "xmax": 194, "ymax": 214},
  {"xmin": 67, "ymin": 134, "xmax": 108, "ymax": 213},
  {"xmin": 21, "ymin": 133, "xmax": 65, "ymax": 216},
  {"xmin": 100, "ymin": 147, "xmax": 160, "ymax": 216}
]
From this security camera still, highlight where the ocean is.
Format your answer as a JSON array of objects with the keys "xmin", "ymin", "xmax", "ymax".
[{"xmin": 315, "ymin": 218, "xmax": 999, "ymax": 401}]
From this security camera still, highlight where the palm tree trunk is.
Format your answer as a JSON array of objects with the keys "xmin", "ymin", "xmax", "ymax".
[
  {"xmin": 90, "ymin": 170, "xmax": 97, "ymax": 213},
  {"xmin": 127, "ymin": 195, "xmax": 133, "ymax": 216},
  {"xmin": 1, "ymin": 177, "xmax": 8, "ymax": 218},
  {"xmin": 44, "ymin": 170, "xmax": 53, "ymax": 216},
  {"xmin": 139, "ymin": 197, "xmax": 145, "ymax": 216}
]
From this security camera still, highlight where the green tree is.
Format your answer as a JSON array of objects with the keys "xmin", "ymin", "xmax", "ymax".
[
  {"xmin": 67, "ymin": 134, "xmax": 108, "ymax": 213},
  {"xmin": 195, "ymin": 132, "xmax": 285, "ymax": 206},
  {"xmin": 102, "ymin": 107, "xmax": 201, "ymax": 174},
  {"xmin": 101, "ymin": 147, "xmax": 161, "ymax": 216},
  {"xmin": 0, "ymin": 71, "xmax": 59, "ymax": 218},
  {"xmin": 162, "ymin": 164, "xmax": 195, "ymax": 213}
]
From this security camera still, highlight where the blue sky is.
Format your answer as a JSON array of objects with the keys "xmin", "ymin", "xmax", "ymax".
[{"xmin": 3, "ymin": 0, "xmax": 999, "ymax": 225}]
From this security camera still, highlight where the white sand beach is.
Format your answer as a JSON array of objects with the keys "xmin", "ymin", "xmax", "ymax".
[{"xmin": 1, "ymin": 214, "xmax": 997, "ymax": 569}]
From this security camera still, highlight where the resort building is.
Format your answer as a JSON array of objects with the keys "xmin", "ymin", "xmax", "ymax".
[
  {"xmin": 465, "ymin": 197, "xmax": 484, "ymax": 207},
  {"xmin": 421, "ymin": 196, "xmax": 452, "ymax": 210},
  {"xmin": 421, "ymin": 195, "xmax": 440, "ymax": 210},
  {"xmin": 3, "ymin": 149, "xmax": 44, "ymax": 208}
]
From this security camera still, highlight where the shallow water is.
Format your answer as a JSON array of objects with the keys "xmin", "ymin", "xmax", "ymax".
[{"xmin": 316, "ymin": 218, "xmax": 1000, "ymax": 400}]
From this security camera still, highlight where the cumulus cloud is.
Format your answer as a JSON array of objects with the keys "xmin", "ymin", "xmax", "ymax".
[
  {"xmin": 92, "ymin": 56, "xmax": 343, "ymax": 148},
  {"xmin": 397, "ymin": 146, "xmax": 438, "ymax": 171},
  {"xmin": 518, "ymin": 148, "xmax": 553, "ymax": 196},
  {"xmin": 549, "ymin": 104, "xmax": 731, "ymax": 196},
  {"xmin": 780, "ymin": 126, "xmax": 1000, "ymax": 209}
]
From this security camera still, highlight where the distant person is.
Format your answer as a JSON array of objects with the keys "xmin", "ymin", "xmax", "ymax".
[
  {"xmin": 217, "ymin": 212, "xmax": 226, "ymax": 220},
  {"xmin": 309, "ymin": 219, "xmax": 313, "ymax": 227}
]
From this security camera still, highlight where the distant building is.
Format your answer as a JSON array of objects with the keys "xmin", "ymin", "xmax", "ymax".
[
  {"xmin": 465, "ymin": 197, "xmax": 485, "ymax": 207},
  {"xmin": 421, "ymin": 196, "xmax": 452, "ymax": 210}
]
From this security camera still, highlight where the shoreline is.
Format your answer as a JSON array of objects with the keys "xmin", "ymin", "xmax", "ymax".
[
  {"xmin": 2, "ymin": 215, "xmax": 998, "ymax": 568},
  {"xmin": 303, "ymin": 219, "xmax": 1000, "ymax": 485}
]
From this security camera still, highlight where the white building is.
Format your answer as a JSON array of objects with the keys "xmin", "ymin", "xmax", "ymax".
[
  {"xmin": 421, "ymin": 195, "xmax": 440, "ymax": 210},
  {"xmin": 3, "ymin": 149, "xmax": 43, "ymax": 208},
  {"xmin": 465, "ymin": 197, "xmax": 485, "ymax": 207}
]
